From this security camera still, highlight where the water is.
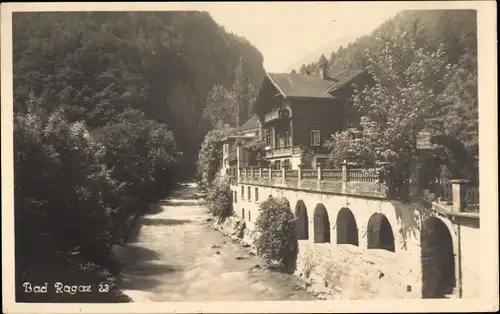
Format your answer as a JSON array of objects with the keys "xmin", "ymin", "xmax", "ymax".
[{"xmin": 117, "ymin": 183, "xmax": 316, "ymax": 302}]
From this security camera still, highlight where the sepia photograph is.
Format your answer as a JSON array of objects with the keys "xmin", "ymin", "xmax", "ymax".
[{"xmin": 1, "ymin": 1, "xmax": 498, "ymax": 313}]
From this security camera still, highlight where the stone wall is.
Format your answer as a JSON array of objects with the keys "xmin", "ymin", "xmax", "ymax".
[
  {"xmin": 229, "ymin": 181, "xmax": 480, "ymax": 299},
  {"xmin": 459, "ymin": 223, "xmax": 481, "ymax": 298},
  {"xmin": 295, "ymin": 241, "xmax": 421, "ymax": 299}
]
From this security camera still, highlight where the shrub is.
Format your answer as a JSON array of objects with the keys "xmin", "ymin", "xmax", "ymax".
[
  {"xmin": 206, "ymin": 174, "xmax": 233, "ymax": 220},
  {"xmin": 254, "ymin": 196, "xmax": 298, "ymax": 273}
]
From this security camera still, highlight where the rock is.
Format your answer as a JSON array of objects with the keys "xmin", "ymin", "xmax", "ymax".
[
  {"xmin": 215, "ymin": 251, "xmax": 221, "ymax": 255},
  {"xmin": 248, "ymin": 251, "xmax": 256, "ymax": 256},
  {"xmin": 249, "ymin": 264, "xmax": 261, "ymax": 270},
  {"xmin": 211, "ymin": 244, "xmax": 221, "ymax": 249},
  {"xmin": 205, "ymin": 217, "xmax": 213, "ymax": 222},
  {"xmin": 378, "ymin": 271, "xmax": 385, "ymax": 279},
  {"xmin": 236, "ymin": 256, "xmax": 244, "ymax": 260},
  {"xmin": 241, "ymin": 242, "xmax": 251, "ymax": 248},
  {"xmin": 406, "ymin": 285, "xmax": 412, "ymax": 292}
]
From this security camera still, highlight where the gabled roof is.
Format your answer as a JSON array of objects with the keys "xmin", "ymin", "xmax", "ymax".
[
  {"xmin": 325, "ymin": 70, "xmax": 368, "ymax": 93},
  {"xmin": 267, "ymin": 73, "xmax": 336, "ymax": 99},
  {"xmin": 234, "ymin": 114, "xmax": 260, "ymax": 133},
  {"xmin": 265, "ymin": 70, "xmax": 368, "ymax": 100}
]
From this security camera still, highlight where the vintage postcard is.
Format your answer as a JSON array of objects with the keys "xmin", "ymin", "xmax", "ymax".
[{"xmin": 1, "ymin": 1, "xmax": 498, "ymax": 313}]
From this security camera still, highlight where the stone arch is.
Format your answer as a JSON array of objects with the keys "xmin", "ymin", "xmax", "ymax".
[
  {"xmin": 294, "ymin": 200, "xmax": 309, "ymax": 240},
  {"xmin": 367, "ymin": 213, "xmax": 395, "ymax": 252},
  {"xmin": 336, "ymin": 207, "xmax": 359, "ymax": 246},
  {"xmin": 313, "ymin": 203, "xmax": 330, "ymax": 243},
  {"xmin": 420, "ymin": 216, "xmax": 456, "ymax": 298}
]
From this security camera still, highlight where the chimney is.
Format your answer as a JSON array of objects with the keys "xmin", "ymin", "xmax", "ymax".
[{"xmin": 318, "ymin": 61, "xmax": 328, "ymax": 80}]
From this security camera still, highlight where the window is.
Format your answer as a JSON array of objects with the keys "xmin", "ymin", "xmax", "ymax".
[
  {"xmin": 241, "ymin": 186, "xmax": 244, "ymax": 199},
  {"xmin": 248, "ymin": 186, "xmax": 251, "ymax": 200},
  {"xmin": 345, "ymin": 122, "xmax": 357, "ymax": 129},
  {"xmin": 265, "ymin": 131, "xmax": 272, "ymax": 147},
  {"xmin": 242, "ymin": 208, "xmax": 245, "ymax": 220},
  {"xmin": 275, "ymin": 160, "xmax": 281, "ymax": 170},
  {"xmin": 283, "ymin": 159, "xmax": 291, "ymax": 170},
  {"xmin": 223, "ymin": 144, "xmax": 229, "ymax": 154},
  {"xmin": 310, "ymin": 129, "xmax": 321, "ymax": 146},
  {"xmin": 248, "ymin": 210, "xmax": 251, "ymax": 222},
  {"xmin": 255, "ymin": 187, "xmax": 259, "ymax": 202},
  {"xmin": 234, "ymin": 191, "xmax": 237, "ymax": 203}
]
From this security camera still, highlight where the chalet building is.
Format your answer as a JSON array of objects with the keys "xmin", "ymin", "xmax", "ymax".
[{"xmin": 252, "ymin": 61, "xmax": 373, "ymax": 170}]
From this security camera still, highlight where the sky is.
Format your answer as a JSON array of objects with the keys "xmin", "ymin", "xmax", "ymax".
[{"xmin": 187, "ymin": 2, "xmax": 410, "ymax": 72}]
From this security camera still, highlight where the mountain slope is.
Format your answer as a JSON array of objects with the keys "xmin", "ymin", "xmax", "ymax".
[{"xmin": 12, "ymin": 11, "xmax": 266, "ymax": 176}]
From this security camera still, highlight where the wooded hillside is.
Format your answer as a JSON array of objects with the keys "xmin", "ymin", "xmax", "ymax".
[{"xmin": 13, "ymin": 11, "xmax": 265, "ymax": 177}]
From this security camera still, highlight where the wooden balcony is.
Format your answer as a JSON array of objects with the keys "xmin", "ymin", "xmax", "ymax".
[
  {"xmin": 264, "ymin": 108, "xmax": 290, "ymax": 123},
  {"xmin": 264, "ymin": 145, "xmax": 329, "ymax": 159},
  {"xmin": 265, "ymin": 145, "xmax": 294, "ymax": 158}
]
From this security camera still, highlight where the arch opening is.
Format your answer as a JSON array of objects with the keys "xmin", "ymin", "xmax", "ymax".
[
  {"xmin": 294, "ymin": 200, "xmax": 309, "ymax": 240},
  {"xmin": 367, "ymin": 213, "xmax": 395, "ymax": 252},
  {"xmin": 420, "ymin": 217, "xmax": 456, "ymax": 298},
  {"xmin": 313, "ymin": 204, "xmax": 330, "ymax": 243},
  {"xmin": 336, "ymin": 207, "xmax": 359, "ymax": 246}
]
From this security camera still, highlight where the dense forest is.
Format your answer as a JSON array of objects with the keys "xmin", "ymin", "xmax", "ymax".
[
  {"xmin": 297, "ymin": 10, "xmax": 478, "ymax": 194},
  {"xmin": 13, "ymin": 11, "xmax": 264, "ymax": 301}
]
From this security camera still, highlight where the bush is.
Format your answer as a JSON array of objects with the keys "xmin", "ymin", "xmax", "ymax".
[
  {"xmin": 254, "ymin": 197, "xmax": 298, "ymax": 273},
  {"xmin": 206, "ymin": 174, "xmax": 233, "ymax": 220}
]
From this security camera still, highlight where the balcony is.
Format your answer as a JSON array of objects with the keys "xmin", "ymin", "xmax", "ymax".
[
  {"xmin": 264, "ymin": 145, "xmax": 329, "ymax": 159},
  {"xmin": 264, "ymin": 108, "xmax": 289, "ymax": 123},
  {"xmin": 265, "ymin": 145, "xmax": 293, "ymax": 158}
]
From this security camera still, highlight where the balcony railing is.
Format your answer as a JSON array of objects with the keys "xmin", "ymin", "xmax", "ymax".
[
  {"xmin": 264, "ymin": 145, "xmax": 329, "ymax": 158},
  {"xmin": 465, "ymin": 186, "xmax": 479, "ymax": 212},
  {"xmin": 264, "ymin": 108, "xmax": 290, "ymax": 123},
  {"xmin": 265, "ymin": 145, "xmax": 293, "ymax": 158},
  {"xmin": 237, "ymin": 163, "xmax": 385, "ymax": 198}
]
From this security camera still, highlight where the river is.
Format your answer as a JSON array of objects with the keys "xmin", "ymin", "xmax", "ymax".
[{"xmin": 117, "ymin": 183, "xmax": 317, "ymax": 302}]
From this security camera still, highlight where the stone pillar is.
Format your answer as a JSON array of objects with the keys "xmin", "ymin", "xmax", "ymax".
[
  {"xmin": 268, "ymin": 168, "xmax": 272, "ymax": 184},
  {"xmin": 317, "ymin": 163, "xmax": 323, "ymax": 189},
  {"xmin": 451, "ymin": 179, "xmax": 469, "ymax": 212},
  {"xmin": 282, "ymin": 167, "xmax": 286, "ymax": 185},
  {"xmin": 342, "ymin": 159, "xmax": 348, "ymax": 193},
  {"xmin": 259, "ymin": 167, "xmax": 263, "ymax": 182},
  {"xmin": 237, "ymin": 145, "xmax": 243, "ymax": 181}
]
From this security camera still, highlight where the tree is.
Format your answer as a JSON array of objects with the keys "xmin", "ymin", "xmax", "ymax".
[
  {"xmin": 318, "ymin": 54, "xmax": 328, "ymax": 65},
  {"xmin": 299, "ymin": 64, "xmax": 307, "ymax": 74},
  {"xmin": 231, "ymin": 57, "xmax": 258, "ymax": 127},
  {"xmin": 203, "ymin": 85, "xmax": 236, "ymax": 127},
  {"xmin": 196, "ymin": 126, "xmax": 232, "ymax": 189},
  {"xmin": 324, "ymin": 19, "xmax": 453, "ymax": 198}
]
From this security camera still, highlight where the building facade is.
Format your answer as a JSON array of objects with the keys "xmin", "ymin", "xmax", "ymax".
[{"xmin": 252, "ymin": 61, "xmax": 373, "ymax": 170}]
